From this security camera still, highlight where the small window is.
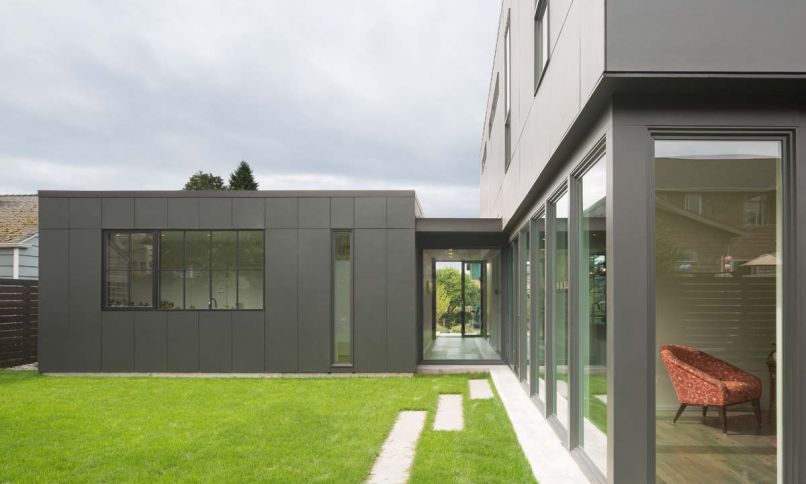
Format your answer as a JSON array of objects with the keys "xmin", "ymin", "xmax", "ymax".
[
  {"xmin": 684, "ymin": 193, "xmax": 702, "ymax": 215},
  {"xmin": 504, "ymin": 16, "xmax": 511, "ymax": 118},
  {"xmin": 482, "ymin": 143, "xmax": 488, "ymax": 172},
  {"xmin": 104, "ymin": 232, "xmax": 154, "ymax": 308},
  {"xmin": 744, "ymin": 194, "xmax": 768, "ymax": 225},
  {"xmin": 333, "ymin": 230, "xmax": 353, "ymax": 365},
  {"xmin": 489, "ymin": 74, "xmax": 499, "ymax": 136},
  {"xmin": 534, "ymin": 1, "xmax": 549, "ymax": 89}
]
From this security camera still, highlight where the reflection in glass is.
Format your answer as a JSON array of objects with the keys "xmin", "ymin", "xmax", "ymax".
[
  {"xmin": 104, "ymin": 232, "xmax": 153, "ymax": 308},
  {"xmin": 579, "ymin": 157, "xmax": 607, "ymax": 475},
  {"xmin": 212, "ymin": 270, "xmax": 236, "ymax": 309},
  {"xmin": 552, "ymin": 192, "xmax": 570, "ymax": 430},
  {"xmin": 533, "ymin": 214, "xmax": 547, "ymax": 402},
  {"xmin": 185, "ymin": 270, "xmax": 210, "ymax": 310},
  {"xmin": 238, "ymin": 271, "xmax": 263, "ymax": 310},
  {"xmin": 464, "ymin": 262, "xmax": 483, "ymax": 336},
  {"xmin": 654, "ymin": 139, "xmax": 781, "ymax": 483},
  {"xmin": 333, "ymin": 231, "xmax": 352, "ymax": 364},
  {"xmin": 211, "ymin": 231, "xmax": 237, "ymax": 270},
  {"xmin": 160, "ymin": 271, "xmax": 183, "ymax": 309}
]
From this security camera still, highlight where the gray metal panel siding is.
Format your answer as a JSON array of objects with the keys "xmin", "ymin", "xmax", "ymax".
[
  {"xmin": 135, "ymin": 198, "xmax": 168, "ymax": 228},
  {"xmin": 68, "ymin": 198, "xmax": 101, "ymax": 229},
  {"xmin": 266, "ymin": 198, "xmax": 298, "ymax": 228},
  {"xmin": 134, "ymin": 312, "xmax": 167, "ymax": 372},
  {"xmin": 167, "ymin": 198, "xmax": 200, "ymax": 228},
  {"xmin": 606, "ymin": 0, "xmax": 806, "ymax": 73},
  {"xmin": 166, "ymin": 312, "xmax": 200, "ymax": 371},
  {"xmin": 233, "ymin": 198, "xmax": 266, "ymax": 228},
  {"xmin": 232, "ymin": 312, "xmax": 265, "ymax": 372},
  {"xmin": 102, "ymin": 197, "xmax": 134, "ymax": 228},
  {"xmin": 354, "ymin": 229, "xmax": 387, "ymax": 371},
  {"xmin": 199, "ymin": 312, "xmax": 232, "ymax": 371},
  {"xmin": 299, "ymin": 198, "xmax": 330, "ymax": 228},
  {"xmin": 355, "ymin": 197, "xmax": 387, "ymax": 228},
  {"xmin": 297, "ymin": 229, "xmax": 331, "ymax": 371},
  {"xmin": 387, "ymin": 197, "xmax": 415, "ymax": 229},
  {"xmin": 102, "ymin": 312, "xmax": 134, "ymax": 371},
  {"xmin": 199, "ymin": 198, "xmax": 232, "ymax": 228},
  {"xmin": 330, "ymin": 197, "xmax": 354, "ymax": 228},
  {"xmin": 265, "ymin": 229, "xmax": 299, "ymax": 371},
  {"xmin": 39, "ymin": 197, "xmax": 69, "ymax": 230},
  {"xmin": 38, "ymin": 229, "xmax": 69, "ymax": 371},
  {"xmin": 386, "ymin": 229, "xmax": 416, "ymax": 371},
  {"xmin": 66, "ymin": 229, "xmax": 101, "ymax": 371}
]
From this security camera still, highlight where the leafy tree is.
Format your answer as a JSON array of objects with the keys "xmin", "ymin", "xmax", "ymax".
[
  {"xmin": 183, "ymin": 171, "xmax": 226, "ymax": 191},
  {"xmin": 435, "ymin": 267, "xmax": 481, "ymax": 332},
  {"xmin": 228, "ymin": 161, "xmax": 259, "ymax": 191}
]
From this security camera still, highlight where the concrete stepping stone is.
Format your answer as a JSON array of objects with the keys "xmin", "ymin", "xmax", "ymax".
[
  {"xmin": 433, "ymin": 394, "xmax": 464, "ymax": 431},
  {"xmin": 469, "ymin": 379, "xmax": 493, "ymax": 400},
  {"xmin": 367, "ymin": 411, "xmax": 427, "ymax": 484}
]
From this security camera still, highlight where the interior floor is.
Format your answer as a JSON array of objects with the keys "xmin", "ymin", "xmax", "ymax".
[
  {"xmin": 656, "ymin": 407, "xmax": 777, "ymax": 483},
  {"xmin": 423, "ymin": 335, "xmax": 501, "ymax": 361}
]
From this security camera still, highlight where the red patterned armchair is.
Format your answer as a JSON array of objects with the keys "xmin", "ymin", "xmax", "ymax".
[{"xmin": 659, "ymin": 344, "xmax": 762, "ymax": 434}]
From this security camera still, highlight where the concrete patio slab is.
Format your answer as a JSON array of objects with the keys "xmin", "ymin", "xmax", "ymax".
[
  {"xmin": 433, "ymin": 394, "xmax": 464, "ymax": 431},
  {"xmin": 469, "ymin": 379, "xmax": 493, "ymax": 399},
  {"xmin": 367, "ymin": 411, "xmax": 427, "ymax": 484}
]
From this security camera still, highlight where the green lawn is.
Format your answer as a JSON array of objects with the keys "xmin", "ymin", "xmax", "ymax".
[{"xmin": 0, "ymin": 371, "xmax": 535, "ymax": 483}]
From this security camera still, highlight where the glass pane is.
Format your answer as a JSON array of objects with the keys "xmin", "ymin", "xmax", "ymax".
[
  {"xmin": 106, "ymin": 233, "xmax": 129, "ymax": 271},
  {"xmin": 534, "ymin": 214, "xmax": 546, "ymax": 402},
  {"xmin": 238, "ymin": 231, "xmax": 264, "ymax": 270},
  {"xmin": 211, "ymin": 231, "xmax": 237, "ymax": 270},
  {"xmin": 579, "ymin": 157, "xmax": 607, "ymax": 474},
  {"xmin": 129, "ymin": 270, "xmax": 153, "ymax": 307},
  {"xmin": 211, "ymin": 270, "xmax": 237, "ymax": 309},
  {"xmin": 655, "ymin": 139, "xmax": 781, "ymax": 483},
  {"xmin": 552, "ymin": 192, "xmax": 570, "ymax": 430},
  {"xmin": 333, "ymin": 232, "xmax": 352, "ymax": 364},
  {"xmin": 185, "ymin": 270, "xmax": 210, "ymax": 310},
  {"xmin": 464, "ymin": 262, "xmax": 482, "ymax": 337},
  {"xmin": 519, "ymin": 232, "xmax": 529, "ymax": 384},
  {"xmin": 106, "ymin": 270, "xmax": 128, "ymax": 307},
  {"xmin": 130, "ymin": 233, "xmax": 154, "ymax": 271},
  {"xmin": 238, "ymin": 271, "xmax": 263, "ymax": 310},
  {"xmin": 160, "ymin": 231, "xmax": 184, "ymax": 271},
  {"xmin": 436, "ymin": 262, "xmax": 463, "ymax": 335},
  {"xmin": 160, "ymin": 271, "xmax": 184, "ymax": 309},
  {"xmin": 186, "ymin": 231, "xmax": 210, "ymax": 271}
]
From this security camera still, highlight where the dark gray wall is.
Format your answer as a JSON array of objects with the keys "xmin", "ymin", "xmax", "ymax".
[
  {"xmin": 607, "ymin": 0, "xmax": 806, "ymax": 72},
  {"xmin": 38, "ymin": 193, "xmax": 418, "ymax": 373}
]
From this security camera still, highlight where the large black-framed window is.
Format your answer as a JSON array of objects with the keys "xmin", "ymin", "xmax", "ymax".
[{"xmin": 103, "ymin": 229, "xmax": 264, "ymax": 311}]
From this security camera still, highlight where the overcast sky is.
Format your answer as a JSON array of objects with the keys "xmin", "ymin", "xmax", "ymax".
[{"xmin": 0, "ymin": 1, "xmax": 500, "ymax": 217}]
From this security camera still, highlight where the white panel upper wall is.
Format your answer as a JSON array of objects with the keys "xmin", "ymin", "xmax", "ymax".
[
  {"xmin": 480, "ymin": 0, "xmax": 605, "ymax": 225},
  {"xmin": 607, "ymin": 0, "xmax": 806, "ymax": 72}
]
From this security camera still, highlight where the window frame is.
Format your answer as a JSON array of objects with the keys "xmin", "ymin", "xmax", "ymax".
[
  {"xmin": 331, "ymin": 229, "xmax": 354, "ymax": 367},
  {"xmin": 504, "ymin": 12, "xmax": 513, "ymax": 172},
  {"xmin": 101, "ymin": 229, "xmax": 265, "ymax": 312},
  {"xmin": 533, "ymin": 0, "xmax": 550, "ymax": 94}
]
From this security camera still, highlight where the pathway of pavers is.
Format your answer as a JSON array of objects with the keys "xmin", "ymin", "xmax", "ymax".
[
  {"xmin": 433, "ymin": 394, "xmax": 464, "ymax": 431},
  {"xmin": 367, "ymin": 411, "xmax": 427, "ymax": 484},
  {"xmin": 469, "ymin": 379, "xmax": 493, "ymax": 399}
]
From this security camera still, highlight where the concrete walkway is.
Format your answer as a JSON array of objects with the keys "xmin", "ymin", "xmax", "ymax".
[{"xmin": 367, "ymin": 411, "xmax": 427, "ymax": 484}]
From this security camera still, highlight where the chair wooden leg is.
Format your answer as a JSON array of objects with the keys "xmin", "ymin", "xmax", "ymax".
[
  {"xmin": 752, "ymin": 399, "xmax": 762, "ymax": 432},
  {"xmin": 673, "ymin": 403, "xmax": 687, "ymax": 423},
  {"xmin": 702, "ymin": 405, "xmax": 708, "ymax": 417},
  {"xmin": 719, "ymin": 406, "xmax": 727, "ymax": 434}
]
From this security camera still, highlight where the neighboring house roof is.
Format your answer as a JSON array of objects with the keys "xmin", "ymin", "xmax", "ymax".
[{"xmin": 0, "ymin": 195, "xmax": 38, "ymax": 244}]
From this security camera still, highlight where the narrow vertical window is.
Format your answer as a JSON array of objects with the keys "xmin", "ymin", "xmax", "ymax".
[
  {"xmin": 104, "ymin": 232, "xmax": 154, "ymax": 308},
  {"xmin": 333, "ymin": 231, "xmax": 352, "ymax": 365},
  {"xmin": 551, "ymin": 191, "xmax": 570, "ymax": 430},
  {"xmin": 533, "ymin": 212, "xmax": 547, "ymax": 402},
  {"xmin": 504, "ymin": 14, "xmax": 512, "ymax": 171},
  {"xmin": 534, "ymin": 0, "xmax": 549, "ymax": 89}
]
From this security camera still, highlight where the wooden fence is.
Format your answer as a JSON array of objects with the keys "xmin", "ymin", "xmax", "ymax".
[{"xmin": 0, "ymin": 279, "xmax": 38, "ymax": 368}]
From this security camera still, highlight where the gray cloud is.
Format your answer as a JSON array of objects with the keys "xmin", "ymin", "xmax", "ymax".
[{"xmin": 0, "ymin": 0, "xmax": 499, "ymax": 217}]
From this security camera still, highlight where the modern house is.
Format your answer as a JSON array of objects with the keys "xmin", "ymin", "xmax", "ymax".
[
  {"xmin": 0, "ymin": 195, "xmax": 39, "ymax": 280},
  {"xmin": 37, "ymin": 0, "xmax": 806, "ymax": 483}
]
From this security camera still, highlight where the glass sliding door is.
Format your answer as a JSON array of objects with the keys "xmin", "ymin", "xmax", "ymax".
[
  {"xmin": 577, "ymin": 156, "xmax": 608, "ymax": 475},
  {"xmin": 462, "ymin": 261, "xmax": 483, "ymax": 336},
  {"xmin": 654, "ymin": 139, "xmax": 782, "ymax": 483},
  {"xmin": 532, "ymin": 212, "xmax": 547, "ymax": 404},
  {"xmin": 551, "ymin": 191, "xmax": 570, "ymax": 431},
  {"xmin": 518, "ymin": 230, "xmax": 530, "ymax": 386}
]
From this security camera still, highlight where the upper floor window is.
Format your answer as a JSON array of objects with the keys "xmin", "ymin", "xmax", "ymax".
[
  {"xmin": 684, "ymin": 193, "xmax": 702, "ymax": 215},
  {"xmin": 103, "ymin": 230, "xmax": 264, "ymax": 310},
  {"xmin": 489, "ymin": 74, "xmax": 499, "ymax": 136},
  {"xmin": 534, "ymin": 0, "xmax": 549, "ymax": 89},
  {"xmin": 504, "ymin": 13, "xmax": 512, "ymax": 171},
  {"xmin": 482, "ymin": 143, "xmax": 488, "ymax": 172},
  {"xmin": 744, "ymin": 194, "xmax": 768, "ymax": 225}
]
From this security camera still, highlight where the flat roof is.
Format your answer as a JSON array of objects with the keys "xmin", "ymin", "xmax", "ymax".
[
  {"xmin": 415, "ymin": 218, "xmax": 502, "ymax": 233},
  {"xmin": 38, "ymin": 190, "xmax": 417, "ymax": 198}
]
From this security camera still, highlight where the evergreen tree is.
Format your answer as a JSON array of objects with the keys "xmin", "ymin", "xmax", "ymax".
[
  {"xmin": 183, "ymin": 171, "xmax": 226, "ymax": 191},
  {"xmin": 228, "ymin": 161, "xmax": 259, "ymax": 190}
]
